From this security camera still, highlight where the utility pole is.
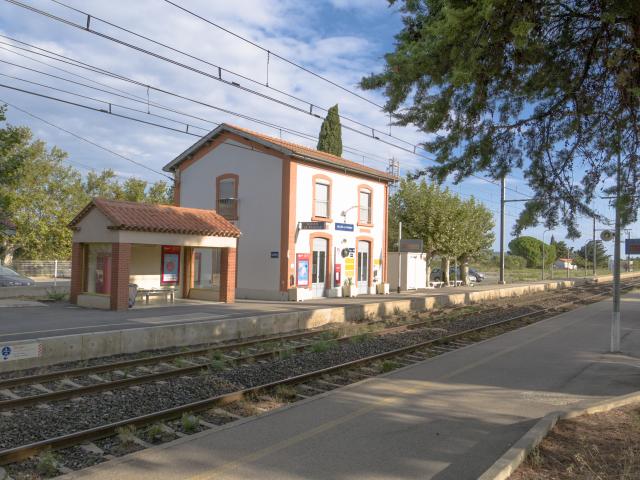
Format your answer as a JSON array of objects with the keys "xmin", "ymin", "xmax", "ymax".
[
  {"xmin": 611, "ymin": 151, "xmax": 622, "ymax": 352},
  {"xmin": 397, "ymin": 221, "xmax": 402, "ymax": 293},
  {"xmin": 499, "ymin": 177, "xmax": 506, "ymax": 284},
  {"xmin": 592, "ymin": 217, "xmax": 597, "ymax": 276}
]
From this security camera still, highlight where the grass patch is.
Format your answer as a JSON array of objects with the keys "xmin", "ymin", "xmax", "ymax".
[
  {"xmin": 116, "ymin": 425, "xmax": 137, "ymax": 446},
  {"xmin": 274, "ymin": 384, "xmax": 298, "ymax": 401},
  {"xmin": 381, "ymin": 360, "xmax": 400, "ymax": 373},
  {"xmin": 350, "ymin": 332, "xmax": 374, "ymax": 344},
  {"xmin": 36, "ymin": 449, "xmax": 59, "ymax": 477},
  {"xmin": 181, "ymin": 412, "xmax": 199, "ymax": 433},
  {"xmin": 310, "ymin": 339, "xmax": 338, "ymax": 353}
]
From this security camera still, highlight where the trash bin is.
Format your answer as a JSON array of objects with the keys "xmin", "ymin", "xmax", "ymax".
[{"xmin": 128, "ymin": 283, "xmax": 138, "ymax": 308}]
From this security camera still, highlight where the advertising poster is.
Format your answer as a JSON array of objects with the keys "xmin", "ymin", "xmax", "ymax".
[
  {"xmin": 296, "ymin": 253, "xmax": 310, "ymax": 287},
  {"xmin": 161, "ymin": 245, "xmax": 181, "ymax": 284}
]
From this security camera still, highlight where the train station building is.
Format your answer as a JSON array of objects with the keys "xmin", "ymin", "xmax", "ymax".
[
  {"xmin": 164, "ymin": 123, "xmax": 397, "ymax": 301},
  {"xmin": 68, "ymin": 198, "xmax": 240, "ymax": 310}
]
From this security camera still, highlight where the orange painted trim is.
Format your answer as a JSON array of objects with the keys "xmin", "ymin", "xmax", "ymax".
[
  {"xmin": 308, "ymin": 232, "xmax": 332, "ymax": 291},
  {"xmin": 311, "ymin": 174, "xmax": 332, "ymax": 222},
  {"xmin": 216, "ymin": 173, "xmax": 239, "ymax": 220},
  {"xmin": 357, "ymin": 184, "xmax": 374, "ymax": 227},
  {"xmin": 355, "ymin": 235, "xmax": 374, "ymax": 288},
  {"xmin": 383, "ymin": 183, "xmax": 389, "ymax": 283},
  {"xmin": 280, "ymin": 159, "xmax": 297, "ymax": 292},
  {"xmin": 359, "ymin": 228, "xmax": 371, "ymax": 233}
]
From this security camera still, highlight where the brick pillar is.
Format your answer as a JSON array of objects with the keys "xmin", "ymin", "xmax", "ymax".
[
  {"xmin": 70, "ymin": 242, "xmax": 84, "ymax": 304},
  {"xmin": 219, "ymin": 247, "xmax": 237, "ymax": 303},
  {"xmin": 110, "ymin": 243, "xmax": 131, "ymax": 311}
]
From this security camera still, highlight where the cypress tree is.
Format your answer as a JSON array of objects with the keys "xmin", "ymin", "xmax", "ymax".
[{"xmin": 316, "ymin": 104, "xmax": 342, "ymax": 157}]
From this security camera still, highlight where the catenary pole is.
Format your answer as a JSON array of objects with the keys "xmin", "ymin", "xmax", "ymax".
[
  {"xmin": 499, "ymin": 177, "xmax": 506, "ymax": 284},
  {"xmin": 397, "ymin": 221, "xmax": 402, "ymax": 293},
  {"xmin": 611, "ymin": 151, "xmax": 622, "ymax": 352},
  {"xmin": 592, "ymin": 217, "xmax": 597, "ymax": 276}
]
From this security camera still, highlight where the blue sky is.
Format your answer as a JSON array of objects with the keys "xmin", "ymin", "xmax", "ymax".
[{"xmin": 0, "ymin": 0, "xmax": 630, "ymax": 255}]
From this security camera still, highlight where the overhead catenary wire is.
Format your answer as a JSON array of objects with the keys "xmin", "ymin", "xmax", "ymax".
[
  {"xmin": 0, "ymin": 35, "xmax": 525, "ymax": 200},
  {"xmin": 0, "ymin": 98, "xmax": 173, "ymax": 180},
  {"xmin": 162, "ymin": 0, "xmax": 386, "ymax": 110},
  {"xmin": 0, "ymin": 39, "xmax": 395, "ymax": 168},
  {"xmin": 5, "ymin": 0, "xmax": 533, "ymax": 198},
  {"xmin": 44, "ymin": 0, "xmax": 410, "ymax": 148}
]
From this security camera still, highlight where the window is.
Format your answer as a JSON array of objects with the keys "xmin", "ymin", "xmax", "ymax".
[
  {"xmin": 216, "ymin": 174, "xmax": 238, "ymax": 220},
  {"xmin": 314, "ymin": 181, "xmax": 330, "ymax": 218},
  {"xmin": 358, "ymin": 188, "xmax": 372, "ymax": 225}
]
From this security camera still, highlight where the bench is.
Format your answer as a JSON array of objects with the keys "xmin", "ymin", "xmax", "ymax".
[
  {"xmin": 427, "ymin": 281, "xmax": 444, "ymax": 288},
  {"xmin": 137, "ymin": 288, "xmax": 175, "ymax": 304},
  {"xmin": 448, "ymin": 280, "xmax": 464, "ymax": 287}
]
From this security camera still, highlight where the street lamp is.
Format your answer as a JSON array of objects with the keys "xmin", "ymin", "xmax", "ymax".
[{"xmin": 542, "ymin": 229, "xmax": 551, "ymax": 280}]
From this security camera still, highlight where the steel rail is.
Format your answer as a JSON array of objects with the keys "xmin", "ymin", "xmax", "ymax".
[
  {"xmin": 0, "ymin": 281, "xmax": 626, "ymax": 395},
  {"xmin": 0, "ymin": 305, "xmax": 514, "ymax": 409},
  {"xmin": 0, "ymin": 303, "xmax": 479, "ymax": 390},
  {"xmin": 0, "ymin": 282, "xmax": 634, "ymax": 465}
]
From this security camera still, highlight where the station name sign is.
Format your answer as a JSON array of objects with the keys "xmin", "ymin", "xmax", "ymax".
[
  {"xmin": 625, "ymin": 238, "xmax": 640, "ymax": 255},
  {"xmin": 335, "ymin": 223, "xmax": 354, "ymax": 232},
  {"xmin": 299, "ymin": 221, "xmax": 326, "ymax": 230}
]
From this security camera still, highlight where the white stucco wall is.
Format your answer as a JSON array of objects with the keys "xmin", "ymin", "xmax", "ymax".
[
  {"xmin": 72, "ymin": 209, "xmax": 117, "ymax": 244},
  {"xmin": 294, "ymin": 163, "xmax": 387, "ymax": 289},
  {"xmin": 179, "ymin": 139, "xmax": 283, "ymax": 299}
]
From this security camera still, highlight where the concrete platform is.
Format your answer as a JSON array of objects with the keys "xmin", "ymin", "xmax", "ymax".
[
  {"xmin": 59, "ymin": 292, "xmax": 640, "ymax": 480},
  {"xmin": 1, "ymin": 274, "xmax": 637, "ymax": 372}
]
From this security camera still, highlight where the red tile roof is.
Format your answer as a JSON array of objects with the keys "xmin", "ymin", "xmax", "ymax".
[
  {"xmin": 69, "ymin": 198, "xmax": 241, "ymax": 238},
  {"xmin": 164, "ymin": 123, "xmax": 398, "ymax": 182}
]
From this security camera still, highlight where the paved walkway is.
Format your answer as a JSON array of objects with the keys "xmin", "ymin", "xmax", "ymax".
[
  {"xmin": 0, "ymin": 279, "xmax": 569, "ymax": 342},
  {"xmin": 60, "ymin": 293, "xmax": 640, "ymax": 480}
]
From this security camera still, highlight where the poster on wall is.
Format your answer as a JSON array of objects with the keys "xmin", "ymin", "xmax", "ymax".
[
  {"xmin": 296, "ymin": 253, "xmax": 310, "ymax": 287},
  {"xmin": 161, "ymin": 246, "xmax": 181, "ymax": 285}
]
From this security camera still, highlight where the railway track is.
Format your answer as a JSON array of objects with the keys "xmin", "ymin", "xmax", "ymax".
[
  {"xmin": 0, "ymin": 281, "xmax": 609, "ymax": 408},
  {"xmin": 0, "ymin": 279, "xmax": 636, "ymax": 476}
]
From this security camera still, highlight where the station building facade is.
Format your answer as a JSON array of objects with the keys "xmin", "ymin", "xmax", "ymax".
[{"xmin": 164, "ymin": 124, "xmax": 396, "ymax": 301}]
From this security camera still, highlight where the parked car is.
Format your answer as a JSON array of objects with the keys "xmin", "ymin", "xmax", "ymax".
[
  {"xmin": 469, "ymin": 268, "xmax": 485, "ymax": 282},
  {"xmin": 0, "ymin": 265, "xmax": 35, "ymax": 287},
  {"xmin": 430, "ymin": 267, "xmax": 477, "ymax": 284}
]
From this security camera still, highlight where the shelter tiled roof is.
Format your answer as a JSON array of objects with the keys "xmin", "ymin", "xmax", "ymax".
[
  {"xmin": 163, "ymin": 123, "xmax": 397, "ymax": 182},
  {"xmin": 69, "ymin": 198, "xmax": 241, "ymax": 237}
]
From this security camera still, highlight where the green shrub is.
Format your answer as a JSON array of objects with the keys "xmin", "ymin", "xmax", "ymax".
[
  {"xmin": 381, "ymin": 360, "xmax": 400, "ymax": 373},
  {"xmin": 36, "ymin": 450, "xmax": 58, "ymax": 477},
  {"xmin": 509, "ymin": 236, "xmax": 556, "ymax": 268},
  {"xmin": 181, "ymin": 412, "xmax": 199, "ymax": 433},
  {"xmin": 504, "ymin": 254, "xmax": 528, "ymax": 269},
  {"xmin": 311, "ymin": 339, "xmax": 337, "ymax": 353}
]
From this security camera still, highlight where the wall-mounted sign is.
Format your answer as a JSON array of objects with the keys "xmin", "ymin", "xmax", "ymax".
[
  {"xmin": 296, "ymin": 253, "xmax": 310, "ymax": 287},
  {"xmin": 270, "ymin": 251, "xmax": 279, "ymax": 258},
  {"xmin": 625, "ymin": 239, "xmax": 640, "ymax": 255},
  {"xmin": 335, "ymin": 223, "xmax": 354, "ymax": 232},
  {"xmin": 300, "ymin": 221, "xmax": 326, "ymax": 230},
  {"xmin": 161, "ymin": 245, "xmax": 181, "ymax": 284},
  {"xmin": 399, "ymin": 239, "xmax": 424, "ymax": 252}
]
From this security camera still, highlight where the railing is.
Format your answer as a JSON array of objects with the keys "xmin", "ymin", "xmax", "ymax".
[{"xmin": 11, "ymin": 260, "xmax": 71, "ymax": 278}]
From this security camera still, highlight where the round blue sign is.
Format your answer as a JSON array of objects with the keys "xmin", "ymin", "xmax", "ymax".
[{"xmin": 1, "ymin": 346, "xmax": 11, "ymax": 360}]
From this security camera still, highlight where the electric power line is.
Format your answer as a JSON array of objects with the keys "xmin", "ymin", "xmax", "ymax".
[
  {"xmin": 0, "ymin": 39, "xmax": 394, "ymax": 168},
  {"xmin": 5, "ymin": 0, "xmax": 533, "ymax": 198},
  {"xmin": 161, "ymin": 0, "xmax": 386, "ymax": 110},
  {"xmin": 0, "ymin": 97, "xmax": 173, "ymax": 180}
]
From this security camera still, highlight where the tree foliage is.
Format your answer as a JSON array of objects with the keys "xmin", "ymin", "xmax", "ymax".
[
  {"xmin": 509, "ymin": 236, "xmax": 555, "ymax": 268},
  {"xmin": 361, "ymin": 0, "xmax": 640, "ymax": 237},
  {"xmin": 0, "ymin": 110, "xmax": 173, "ymax": 262},
  {"xmin": 575, "ymin": 239, "xmax": 610, "ymax": 267},
  {"xmin": 389, "ymin": 177, "xmax": 494, "ymax": 283},
  {"xmin": 316, "ymin": 104, "xmax": 343, "ymax": 156}
]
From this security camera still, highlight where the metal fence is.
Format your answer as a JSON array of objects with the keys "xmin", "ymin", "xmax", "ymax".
[{"xmin": 11, "ymin": 260, "xmax": 71, "ymax": 278}]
